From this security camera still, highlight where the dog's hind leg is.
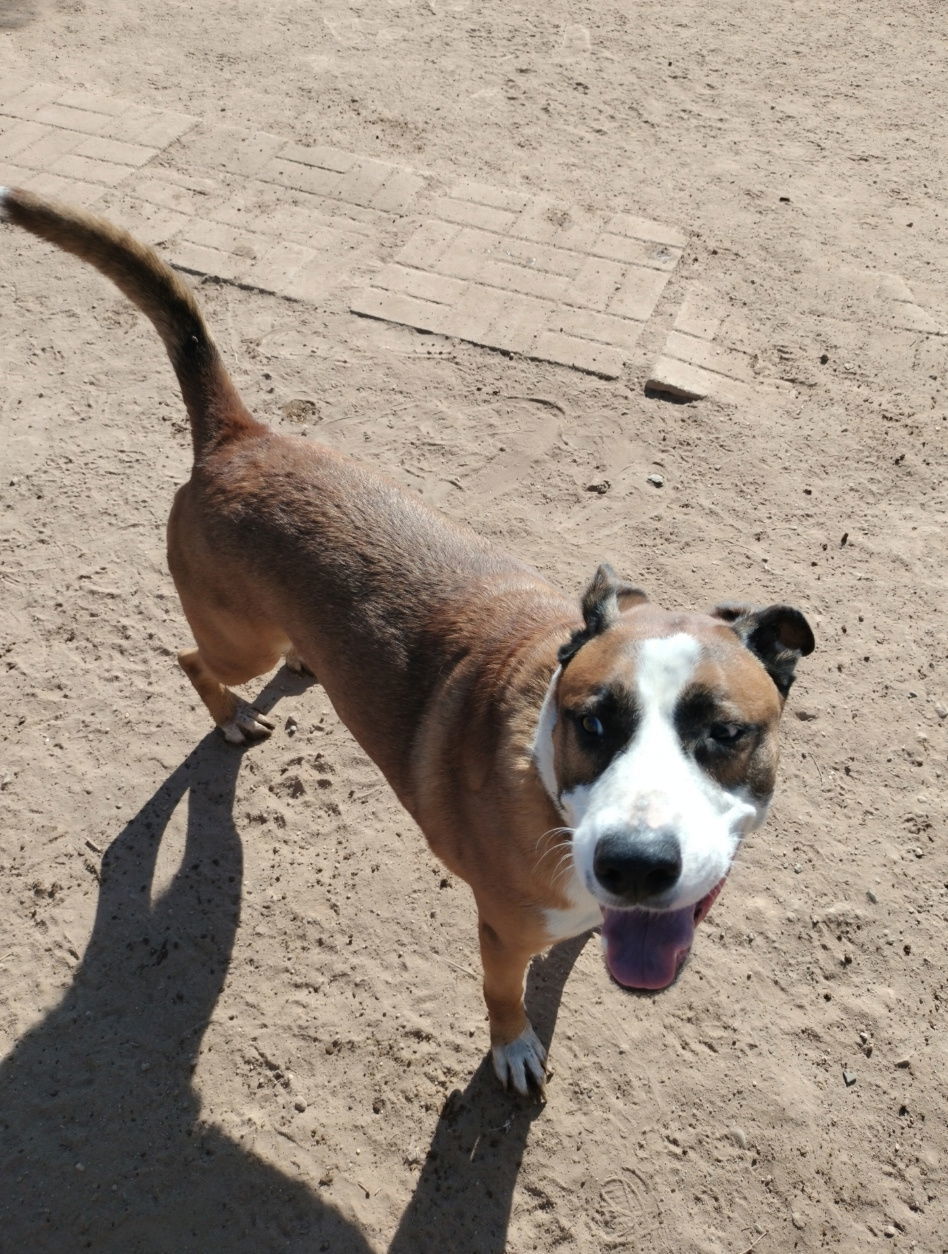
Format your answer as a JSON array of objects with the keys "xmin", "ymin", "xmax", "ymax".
[
  {"xmin": 173, "ymin": 581, "xmax": 289, "ymax": 744},
  {"xmin": 283, "ymin": 646, "xmax": 316, "ymax": 678},
  {"xmin": 168, "ymin": 484, "xmax": 291, "ymax": 743},
  {"xmin": 178, "ymin": 641, "xmax": 281, "ymax": 744},
  {"xmin": 177, "ymin": 603, "xmax": 288, "ymax": 745}
]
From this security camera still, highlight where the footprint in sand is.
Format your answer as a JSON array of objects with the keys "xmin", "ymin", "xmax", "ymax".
[{"xmin": 556, "ymin": 23, "xmax": 592, "ymax": 59}]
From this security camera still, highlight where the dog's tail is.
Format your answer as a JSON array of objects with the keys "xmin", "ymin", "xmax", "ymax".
[{"xmin": 1, "ymin": 185, "xmax": 262, "ymax": 453}]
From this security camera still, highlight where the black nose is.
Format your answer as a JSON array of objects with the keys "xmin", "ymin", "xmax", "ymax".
[{"xmin": 593, "ymin": 830, "xmax": 682, "ymax": 902}]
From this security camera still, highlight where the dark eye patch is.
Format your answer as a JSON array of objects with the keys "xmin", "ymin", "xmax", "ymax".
[
  {"xmin": 560, "ymin": 684, "xmax": 639, "ymax": 789},
  {"xmin": 674, "ymin": 686, "xmax": 719, "ymax": 742},
  {"xmin": 675, "ymin": 686, "xmax": 758, "ymax": 759}
]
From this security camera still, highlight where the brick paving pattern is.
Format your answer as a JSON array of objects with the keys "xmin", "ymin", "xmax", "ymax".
[
  {"xmin": 0, "ymin": 79, "xmax": 427, "ymax": 306},
  {"xmin": 0, "ymin": 82, "xmax": 194, "ymax": 206},
  {"xmin": 5, "ymin": 79, "xmax": 945, "ymax": 391},
  {"xmin": 646, "ymin": 284, "xmax": 754, "ymax": 404},
  {"xmin": 1, "ymin": 80, "xmax": 689, "ymax": 376},
  {"xmin": 3, "ymin": 78, "xmax": 730, "ymax": 380},
  {"xmin": 352, "ymin": 181, "xmax": 685, "ymax": 377}
]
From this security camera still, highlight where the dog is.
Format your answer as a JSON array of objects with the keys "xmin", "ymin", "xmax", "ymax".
[{"xmin": 2, "ymin": 187, "xmax": 815, "ymax": 1095}]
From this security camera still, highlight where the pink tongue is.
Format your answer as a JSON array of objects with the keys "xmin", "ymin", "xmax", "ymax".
[{"xmin": 601, "ymin": 904, "xmax": 697, "ymax": 990}]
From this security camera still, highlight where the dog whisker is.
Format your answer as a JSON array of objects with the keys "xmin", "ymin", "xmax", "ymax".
[
  {"xmin": 549, "ymin": 851, "xmax": 576, "ymax": 887},
  {"xmin": 534, "ymin": 826, "xmax": 575, "ymax": 875},
  {"xmin": 534, "ymin": 825, "xmax": 573, "ymax": 853},
  {"xmin": 552, "ymin": 854, "xmax": 573, "ymax": 881}
]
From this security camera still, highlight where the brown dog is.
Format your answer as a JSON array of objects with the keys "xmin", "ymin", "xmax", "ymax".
[{"xmin": 2, "ymin": 187, "xmax": 814, "ymax": 1094}]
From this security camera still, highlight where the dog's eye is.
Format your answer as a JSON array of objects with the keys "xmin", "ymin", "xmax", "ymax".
[
  {"xmin": 580, "ymin": 714, "xmax": 604, "ymax": 737},
  {"xmin": 709, "ymin": 722, "xmax": 746, "ymax": 745}
]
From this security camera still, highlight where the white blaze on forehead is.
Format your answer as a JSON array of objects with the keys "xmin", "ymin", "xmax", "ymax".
[
  {"xmin": 636, "ymin": 633, "xmax": 701, "ymax": 717},
  {"xmin": 625, "ymin": 633, "xmax": 701, "ymax": 829}
]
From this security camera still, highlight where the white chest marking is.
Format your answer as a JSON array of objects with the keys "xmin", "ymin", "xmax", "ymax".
[{"xmin": 543, "ymin": 890, "xmax": 603, "ymax": 941}]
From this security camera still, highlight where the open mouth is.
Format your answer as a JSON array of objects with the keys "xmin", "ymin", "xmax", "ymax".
[{"xmin": 600, "ymin": 876, "xmax": 727, "ymax": 991}]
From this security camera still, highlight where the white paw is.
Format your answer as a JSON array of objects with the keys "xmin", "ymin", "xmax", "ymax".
[
  {"xmin": 491, "ymin": 1025, "xmax": 547, "ymax": 1096},
  {"xmin": 220, "ymin": 704, "xmax": 275, "ymax": 744}
]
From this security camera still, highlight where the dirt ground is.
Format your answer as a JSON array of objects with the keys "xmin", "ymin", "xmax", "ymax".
[{"xmin": 1, "ymin": 1, "xmax": 946, "ymax": 1251}]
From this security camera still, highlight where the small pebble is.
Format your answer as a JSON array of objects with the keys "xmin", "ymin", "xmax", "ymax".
[
  {"xmin": 866, "ymin": 889, "xmax": 878, "ymax": 904},
  {"xmin": 286, "ymin": 716, "xmax": 298, "ymax": 736},
  {"xmin": 294, "ymin": 1100, "xmax": 307, "ymax": 1112},
  {"xmin": 646, "ymin": 473, "xmax": 665, "ymax": 488},
  {"xmin": 843, "ymin": 1069, "xmax": 857, "ymax": 1086},
  {"xmin": 585, "ymin": 480, "xmax": 610, "ymax": 495},
  {"xmin": 728, "ymin": 1127, "xmax": 748, "ymax": 1149},
  {"xmin": 883, "ymin": 1225, "xmax": 897, "ymax": 1238},
  {"xmin": 894, "ymin": 1056, "xmax": 911, "ymax": 1069},
  {"xmin": 935, "ymin": 704, "xmax": 947, "ymax": 719}
]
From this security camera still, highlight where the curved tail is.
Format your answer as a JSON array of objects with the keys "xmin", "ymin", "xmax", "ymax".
[{"xmin": 1, "ymin": 185, "xmax": 263, "ymax": 454}]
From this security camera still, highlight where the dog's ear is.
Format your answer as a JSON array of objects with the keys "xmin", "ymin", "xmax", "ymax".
[
  {"xmin": 580, "ymin": 563, "xmax": 647, "ymax": 629},
  {"xmin": 712, "ymin": 603, "xmax": 815, "ymax": 696},
  {"xmin": 559, "ymin": 565, "xmax": 648, "ymax": 667}
]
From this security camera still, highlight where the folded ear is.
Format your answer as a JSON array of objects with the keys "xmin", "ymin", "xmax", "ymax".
[
  {"xmin": 560, "ymin": 564, "xmax": 648, "ymax": 667},
  {"xmin": 712, "ymin": 603, "xmax": 815, "ymax": 696}
]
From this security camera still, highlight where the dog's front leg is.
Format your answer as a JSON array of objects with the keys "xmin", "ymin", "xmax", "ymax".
[{"xmin": 478, "ymin": 914, "xmax": 547, "ymax": 1096}]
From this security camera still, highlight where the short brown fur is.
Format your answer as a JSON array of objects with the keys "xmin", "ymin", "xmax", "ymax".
[{"xmin": 4, "ymin": 189, "xmax": 811, "ymax": 1093}]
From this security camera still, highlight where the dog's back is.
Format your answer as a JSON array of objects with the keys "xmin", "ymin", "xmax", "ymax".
[{"xmin": 1, "ymin": 185, "xmax": 573, "ymax": 801}]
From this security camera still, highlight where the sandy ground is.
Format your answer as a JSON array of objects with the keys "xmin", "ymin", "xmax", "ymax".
[{"xmin": 1, "ymin": 1, "xmax": 946, "ymax": 1251}]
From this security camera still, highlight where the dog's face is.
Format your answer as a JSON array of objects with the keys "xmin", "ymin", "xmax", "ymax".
[{"xmin": 534, "ymin": 566, "xmax": 814, "ymax": 989}]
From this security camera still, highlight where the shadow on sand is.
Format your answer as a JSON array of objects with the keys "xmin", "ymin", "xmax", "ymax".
[
  {"xmin": 387, "ymin": 933, "xmax": 589, "ymax": 1254},
  {"xmin": 0, "ymin": 671, "xmax": 588, "ymax": 1252},
  {"xmin": 0, "ymin": 2, "xmax": 38, "ymax": 32}
]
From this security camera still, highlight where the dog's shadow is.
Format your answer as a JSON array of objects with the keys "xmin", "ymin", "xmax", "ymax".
[
  {"xmin": 387, "ymin": 933, "xmax": 589, "ymax": 1254},
  {"xmin": 0, "ymin": 674, "xmax": 373, "ymax": 1254},
  {"xmin": 0, "ymin": 667, "xmax": 587, "ymax": 1253}
]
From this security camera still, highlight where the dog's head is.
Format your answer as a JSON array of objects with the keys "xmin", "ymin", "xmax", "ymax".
[{"xmin": 534, "ymin": 564, "xmax": 815, "ymax": 990}]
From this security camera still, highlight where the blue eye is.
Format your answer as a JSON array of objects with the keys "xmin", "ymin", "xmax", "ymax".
[{"xmin": 580, "ymin": 714, "xmax": 604, "ymax": 737}]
